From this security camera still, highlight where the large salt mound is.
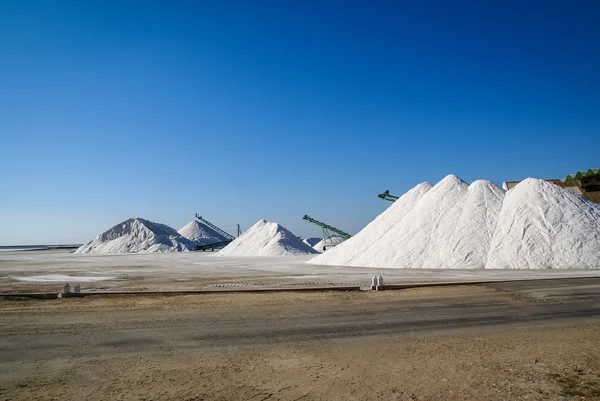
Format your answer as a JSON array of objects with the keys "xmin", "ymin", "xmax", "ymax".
[
  {"xmin": 302, "ymin": 237, "xmax": 322, "ymax": 247},
  {"xmin": 486, "ymin": 178, "xmax": 600, "ymax": 269},
  {"xmin": 309, "ymin": 182, "xmax": 433, "ymax": 266},
  {"xmin": 313, "ymin": 235, "xmax": 345, "ymax": 252},
  {"xmin": 310, "ymin": 174, "xmax": 600, "ymax": 269},
  {"xmin": 75, "ymin": 218, "xmax": 197, "ymax": 254},
  {"xmin": 332, "ymin": 175, "xmax": 491, "ymax": 269},
  {"xmin": 178, "ymin": 220, "xmax": 229, "ymax": 245},
  {"xmin": 443, "ymin": 180, "xmax": 505, "ymax": 268},
  {"xmin": 216, "ymin": 219, "xmax": 319, "ymax": 256}
]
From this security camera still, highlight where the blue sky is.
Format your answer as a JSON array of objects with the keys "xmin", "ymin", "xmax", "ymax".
[{"xmin": 1, "ymin": 1, "xmax": 599, "ymax": 245}]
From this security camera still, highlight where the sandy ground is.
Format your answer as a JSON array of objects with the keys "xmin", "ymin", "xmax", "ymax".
[
  {"xmin": 2, "ymin": 250, "xmax": 600, "ymax": 293},
  {"xmin": 1, "ymin": 280, "xmax": 600, "ymax": 400}
]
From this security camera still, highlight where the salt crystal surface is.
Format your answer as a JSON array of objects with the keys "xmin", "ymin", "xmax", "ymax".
[
  {"xmin": 444, "ymin": 180, "xmax": 505, "ymax": 269},
  {"xmin": 75, "ymin": 218, "xmax": 196, "ymax": 254},
  {"xmin": 216, "ymin": 219, "xmax": 318, "ymax": 256}
]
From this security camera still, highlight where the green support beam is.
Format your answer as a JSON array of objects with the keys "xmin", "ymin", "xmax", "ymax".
[
  {"xmin": 302, "ymin": 215, "xmax": 352, "ymax": 240},
  {"xmin": 378, "ymin": 190, "xmax": 399, "ymax": 202},
  {"xmin": 195, "ymin": 214, "xmax": 236, "ymax": 240}
]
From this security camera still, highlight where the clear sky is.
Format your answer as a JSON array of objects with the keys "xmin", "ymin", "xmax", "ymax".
[{"xmin": 1, "ymin": 0, "xmax": 599, "ymax": 245}]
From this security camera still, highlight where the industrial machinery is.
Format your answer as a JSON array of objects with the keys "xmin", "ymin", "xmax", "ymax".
[
  {"xmin": 193, "ymin": 214, "xmax": 239, "ymax": 251},
  {"xmin": 302, "ymin": 215, "xmax": 352, "ymax": 251},
  {"xmin": 377, "ymin": 190, "xmax": 399, "ymax": 202}
]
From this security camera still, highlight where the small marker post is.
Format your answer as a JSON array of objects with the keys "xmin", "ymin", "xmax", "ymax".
[{"xmin": 60, "ymin": 283, "xmax": 71, "ymax": 299}]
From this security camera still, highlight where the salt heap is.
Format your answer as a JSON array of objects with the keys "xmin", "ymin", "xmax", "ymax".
[
  {"xmin": 302, "ymin": 237, "xmax": 322, "ymax": 247},
  {"xmin": 216, "ymin": 219, "xmax": 319, "ymax": 256},
  {"xmin": 308, "ymin": 175, "xmax": 600, "ymax": 269},
  {"xmin": 75, "ymin": 218, "xmax": 197, "ymax": 253},
  {"xmin": 308, "ymin": 182, "xmax": 433, "ymax": 266},
  {"xmin": 312, "ymin": 235, "xmax": 345, "ymax": 252},
  {"xmin": 486, "ymin": 179, "xmax": 600, "ymax": 269},
  {"xmin": 178, "ymin": 220, "xmax": 229, "ymax": 245}
]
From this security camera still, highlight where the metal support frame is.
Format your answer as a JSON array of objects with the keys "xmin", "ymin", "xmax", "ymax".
[
  {"xmin": 192, "ymin": 214, "xmax": 240, "ymax": 252},
  {"xmin": 195, "ymin": 214, "xmax": 236, "ymax": 240},
  {"xmin": 377, "ymin": 190, "xmax": 399, "ymax": 202},
  {"xmin": 302, "ymin": 215, "xmax": 352, "ymax": 240}
]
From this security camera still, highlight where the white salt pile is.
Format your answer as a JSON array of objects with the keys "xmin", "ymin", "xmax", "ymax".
[
  {"xmin": 486, "ymin": 179, "xmax": 600, "ymax": 269},
  {"xmin": 75, "ymin": 218, "xmax": 197, "ymax": 254},
  {"xmin": 216, "ymin": 219, "xmax": 319, "ymax": 256},
  {"xmin": 309, "ymin": 175, "xmax": 600, "ymax": 269},
  {"xmin": 312, "ymin": 235, "xmax": 345, "ymax": 252},
  {"xmin": 309, "ymin": 182, "xmax": 432, "ymax": 266},
  {"xmin": 302, "ymin": 237, "xmax": 322, "ymax": 247},
  {"xmin": 178, "ymin": 220, "xmax": 229, "ymax": 245}
]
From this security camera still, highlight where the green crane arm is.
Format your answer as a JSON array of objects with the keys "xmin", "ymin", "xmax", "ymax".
[
  {"xmin": 302, "ymin": 215, "xmax": 352, "ymax": 240},
  {"xmin": 378, "ymin": 190, "xmax": 399, "ymax": 202},
  {"xmin": 195, "ymin": 214, "xmax": 236, "ymax": 240}
]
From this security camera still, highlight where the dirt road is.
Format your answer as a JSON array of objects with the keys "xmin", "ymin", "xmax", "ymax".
[{"xmin": 1, "ymin": 279, "xmax": 600, "ymax": 400}]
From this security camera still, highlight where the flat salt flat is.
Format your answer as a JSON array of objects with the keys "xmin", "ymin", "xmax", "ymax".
[
  {"xmin": 10, "ymin": 274, "xmax": 116, "ymax": 282},
  {"xmin": 1, "ymin": 250, "xmax": 600, "ymax": 292}
]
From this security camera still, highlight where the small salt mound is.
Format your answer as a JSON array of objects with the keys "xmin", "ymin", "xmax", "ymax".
[
  {"xmin": 312, "ymin": 235, "xmax": 346, "ymax": 252},
  {"xmin": 486, "ymin": 178, "xmax": 600, "ymax": 269},
  {"xmin": 302, "ymin": 237, "xmax": 322, "ymax": 247},
  {"xmin": 216, "ymin": 219, "xmax": 318, "ymax": 256},
  {"xmin": 309, "ymin": 182, "xmax": 432, "ymax": 266},
  {"xmin": 178, "ymin": 220, "xmax": 229, "ymax": 245},
  {"xmin": 75, "ymin": 218, "xmax": 196, "ymax": 254}
]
